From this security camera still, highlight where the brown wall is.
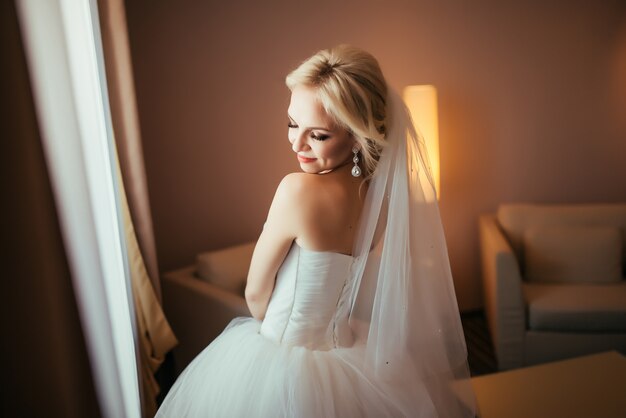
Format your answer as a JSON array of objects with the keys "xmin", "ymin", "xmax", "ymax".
[
  {"xmin": 125, "ymin": 0, "xmax": 626, "ymax": 311},
  {"xmin": 1, "ymin": 1, "xmax": 101, "ymax": 416}
]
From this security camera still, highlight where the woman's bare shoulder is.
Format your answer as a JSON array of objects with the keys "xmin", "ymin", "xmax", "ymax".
[
  {"xmin": 278, "ymin": 172, "xmax": 329, "ymax": 188},
  {"xmin": 277, "ymin": 172, "xmax": 314, "ymax": 191},
  {"xmin": 266, "ymin": 173, "xmax": 312, "ymax": 222},
  {"xmin": 277, "ymin": 172, "xmax": 353, "ymax": 218},
  {"xmin": 274, "ymin": 172, "xmax": 329, "ymax": 204},
  {"xmin": 271, "ymin": 172, "xmax": 359, "ymax": 252}
]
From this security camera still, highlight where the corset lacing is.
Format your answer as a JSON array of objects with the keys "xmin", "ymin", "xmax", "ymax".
[{"xmin": 330, "ymin": 259, "xmax": 357, "ymax": 348}]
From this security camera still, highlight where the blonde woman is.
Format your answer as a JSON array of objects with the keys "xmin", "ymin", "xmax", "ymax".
[{"xmin": 157, "ymin": 45, "xmax": 476, "ymax": 417}]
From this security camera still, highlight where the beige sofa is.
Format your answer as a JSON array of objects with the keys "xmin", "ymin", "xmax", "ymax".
[
  {"xmin": 479, "ymin": 203, "xmax": 626, "ymax": 370},
  {"xmin": 161, "ymin": 242, "xmax": 255, "ymax": 373}
]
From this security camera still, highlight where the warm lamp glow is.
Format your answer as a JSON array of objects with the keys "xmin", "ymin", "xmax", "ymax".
[{"xmin": 403, "ymin": 85, "xmax": 440, "ymax": 199}]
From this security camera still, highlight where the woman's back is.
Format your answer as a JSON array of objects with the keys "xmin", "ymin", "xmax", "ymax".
[{"xmin": 289, "ymin": 165, "xmax": 366, "ymax": 256}]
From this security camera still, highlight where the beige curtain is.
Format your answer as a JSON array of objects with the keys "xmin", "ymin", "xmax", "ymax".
[
  {"xmin": 117, "ymin": 161, "xmax": 178, "ymax": 417},
  {"xmin": 97, "ymin": 0, "xmax": 177, "ymax": 416}
]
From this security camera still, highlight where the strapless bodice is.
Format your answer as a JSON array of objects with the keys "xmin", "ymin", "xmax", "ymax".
[{"xmin": 259, "ymin": 242, "xmax": 354, "ymax": 350}]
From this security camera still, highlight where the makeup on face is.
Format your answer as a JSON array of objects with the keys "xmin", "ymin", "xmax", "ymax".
[{"xmin": 287, "ymin": 86, "xmax": 354, "ymax": 173}]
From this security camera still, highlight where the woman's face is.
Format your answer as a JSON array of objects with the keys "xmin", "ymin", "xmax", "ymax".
[{"xmin": 287, "ymin": 85, "xmax": 354, "ymax": 174}]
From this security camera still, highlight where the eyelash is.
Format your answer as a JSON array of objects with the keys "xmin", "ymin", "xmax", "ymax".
[
  {"xmin": 311, "ymin": 133, "xmax": 329, "ymax": 141},
  {"xmin": 288, "ymin": 123, "xmax": 329, "ymax": 141}
]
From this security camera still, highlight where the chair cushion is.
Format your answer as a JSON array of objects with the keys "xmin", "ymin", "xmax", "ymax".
[
  {"xmin": 496, "ymin": 203, "xmax": 626, "ymax": 265},
  {"xmin": 196, "ymin": 241, "xmax": 256, "ymax": 295},
  {"xmin": 522, "ymin": 282, "xmax": 626, "ymax": 332},
  {"xmin": 524, "ymin": 226, "xmax": 622, "ymax": 283}
]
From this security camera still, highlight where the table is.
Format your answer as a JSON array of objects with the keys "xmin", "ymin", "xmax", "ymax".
[{"xmin": 470, "ymin": 350, "xmax": 626, "ymax": 418}]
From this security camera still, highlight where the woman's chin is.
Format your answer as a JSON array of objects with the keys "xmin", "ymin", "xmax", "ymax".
[{"xmin": 299, "ymin": 164, "xmax": 318, "ymax": 174}]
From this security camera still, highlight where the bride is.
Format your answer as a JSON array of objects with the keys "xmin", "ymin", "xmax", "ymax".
[{"xmin": 156, "ymin": 45, "xmax": 476, "ymax": 417}]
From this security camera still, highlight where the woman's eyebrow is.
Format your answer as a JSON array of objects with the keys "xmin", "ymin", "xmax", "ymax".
[{"xmin": 287, "ymin": 114, "xmax": 332, "ymax": 131}]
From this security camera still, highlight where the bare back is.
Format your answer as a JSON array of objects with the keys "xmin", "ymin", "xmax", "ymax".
[{"xmin": 294, "ymin": 165, "xmax": 366, "ymax": 256}]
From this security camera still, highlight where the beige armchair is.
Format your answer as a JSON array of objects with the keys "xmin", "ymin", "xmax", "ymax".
[
  {"xmin": 161, "ymin": 242, "xmax": 254, "ymax": 373},
  {"xmin": 479, "ymin": 203, "xmax": 626, "ymax": 370}
]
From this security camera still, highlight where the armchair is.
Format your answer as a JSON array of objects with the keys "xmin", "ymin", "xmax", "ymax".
[
  {"xmin": 161, "ymin": 242, "xmax": 254, "ymax": 373},
  {"xmin": 479, "ymin": 203, "xmax": 626, "ymax": 370}
]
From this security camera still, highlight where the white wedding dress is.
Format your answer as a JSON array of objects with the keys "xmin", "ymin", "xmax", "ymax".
[
  {"xmin": 155, "ymin": 242, "xmax": 434, "ymax": 417},
  {"xmin": 156, "ymin": 91, "xmax": 476, "ymax": 417}
]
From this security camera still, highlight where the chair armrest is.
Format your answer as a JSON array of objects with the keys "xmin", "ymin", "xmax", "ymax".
[
  {"xmin": 479, "ymin": 214, "xmax": 526, "ymax": 370},
  {"xmin": 161, "ymin": 266, "xmax": 250, "ymax": 373}
]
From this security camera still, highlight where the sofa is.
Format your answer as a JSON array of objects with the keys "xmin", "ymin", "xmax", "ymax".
[
  {"xmin": 479, "ymin": 203, "xmax": 626, "ymax": 370},
  {"xmin": 161, "ymin": 242, "xmax": 255, "ymax": 373}
]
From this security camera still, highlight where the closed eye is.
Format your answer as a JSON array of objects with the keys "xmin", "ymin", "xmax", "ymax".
[
  {"xmin": 311, "ymin": 133, "xmax": 329, "ymax": 141},
  {"xmin": 288, "ymin": 122, "xmax": 297, "ymax": 128}
]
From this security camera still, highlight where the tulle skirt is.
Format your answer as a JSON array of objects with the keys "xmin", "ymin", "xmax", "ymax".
[{"xmin": 155, "ymin": 317, "xmax": 438, "ymax": 418}]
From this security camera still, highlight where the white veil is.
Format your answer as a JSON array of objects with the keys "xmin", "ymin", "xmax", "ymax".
[{"xmin": 338, "ymin": 90, "xmax": 477, "ymax": 417}]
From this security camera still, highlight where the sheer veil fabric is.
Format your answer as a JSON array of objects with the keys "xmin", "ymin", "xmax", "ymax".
[{"xmin": 338, "ymin": 89, "xmax": 476, "ymax": 416}]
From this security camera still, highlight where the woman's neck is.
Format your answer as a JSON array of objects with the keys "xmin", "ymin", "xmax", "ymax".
[{"xmin": 317, "ymin": 158, "xmax": 353, "ymax": 175}]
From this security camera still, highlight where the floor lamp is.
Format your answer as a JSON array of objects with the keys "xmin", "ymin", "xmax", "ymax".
[{"xmin": 403, "ymin": 85, "xmax": 440, "ymax": 200}]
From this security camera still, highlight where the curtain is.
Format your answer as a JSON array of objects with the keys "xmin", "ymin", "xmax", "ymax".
[
  {"xmin": 97, "ymin": 0, "xmax": 177, "ymax": 416},
  {"xmin": 117, "ymin": 160, "xmax": 178, "ymax": 417},
  {"xmin": 96, "ymin": 0, "xmax": 161, "ymax": 299}
]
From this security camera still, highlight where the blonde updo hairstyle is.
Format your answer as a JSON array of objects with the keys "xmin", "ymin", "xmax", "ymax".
[{"xmin": 286, "ymin": 45, "xmax": 388, "ymax": 177}]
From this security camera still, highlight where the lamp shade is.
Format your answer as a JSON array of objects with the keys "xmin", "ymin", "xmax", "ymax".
[{"xmin": 403, "ymin": 85, "xmax": 440, "ymax": 199}]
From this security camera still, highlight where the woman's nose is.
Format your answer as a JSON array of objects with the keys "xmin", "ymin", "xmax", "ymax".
[{"xmin": 291, "ymin": 131, "xmax": 309, "ymax": 153}]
